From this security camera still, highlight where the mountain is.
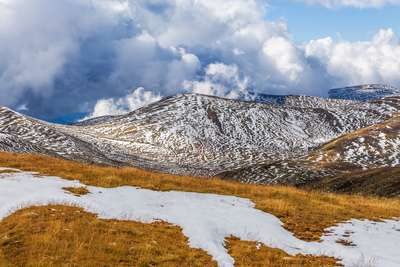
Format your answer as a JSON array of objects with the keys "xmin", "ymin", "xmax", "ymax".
[
  {"xmin": 1, "ymin": 93, "xmax": 400, "ymax": 178},
  {"xmin": 0, "ymin": 107, "xmax": 121, "ymax": 166},
  {"xmin": 309, "ymin": 110, "xmax": 400, "ymax": 170},
  {"xmin": 328, "ymin": 84, "xmax": 400, "ymax": 101},
  {"xmin": 220, "ymin": 104, "xmax": 400, "ymax": 196}
]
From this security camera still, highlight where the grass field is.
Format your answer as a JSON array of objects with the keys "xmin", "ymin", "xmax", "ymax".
[{"xmin": 0, "ymin": 152, "xmax": 399, "ymax": 266}]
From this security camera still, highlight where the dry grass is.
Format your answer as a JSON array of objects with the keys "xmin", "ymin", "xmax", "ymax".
[
  {"xmin": 226, "ymin": 237, "xmax": 339, "ymax": 267},
  {"xmin": 0, "ymin": 206, "xmax": 341, "ymax": 267},
  {"xmin": 63, "ymin": 187, "xmax": 90, "ymax": 197},
  {"xmin": 303, "ymin": 115, "xmax": 400, "ymax": 196},
  {"xmin": 0, "ymin": 205, "xmax": 217, "ymax": 267},
  {"xmin": 0, "ymin": 152, "xmax": 399, "ymax": 243},
  {"xmin": 0, "ymin": 152, "xmax": 399, "ymax": 266}
]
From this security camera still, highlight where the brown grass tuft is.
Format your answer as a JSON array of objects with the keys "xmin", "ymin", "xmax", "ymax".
[
  {"xmin": 227, "ymin": 237, "xmax": 340, "ymax": 267},
  {"xmin": 63, "ymin": 187, "xmax": 90, "ymax": 197}
]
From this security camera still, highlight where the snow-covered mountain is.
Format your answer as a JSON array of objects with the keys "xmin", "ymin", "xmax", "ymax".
[
  {"xmin": 310, "ymin": 114, "xmax": 400, "ymax": 169},
  {"xmin": 221, "ymin": 97, "xmax": 400, "ymax": 196},
  {"xmin": 0, "ymin": 107, "xmax": 121, "ymax": 166},
  {"xmin": 329, "ymin": 84, "xmax": 400, "ymax": 101},
  {"xmin": 1, "ymin": 93, "xmax": 400, "ymax": 177}
]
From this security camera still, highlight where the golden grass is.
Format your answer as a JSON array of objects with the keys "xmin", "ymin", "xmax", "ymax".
[
  {"xmin": 226, "ymin": 237, "xmax": 339, "ymax": 267},
  {"xmin": 0, "ymin": 152, "xmax": 399, "ymax": 243},
  {"xmin": 0, "ymin": 206, "xmax": 340, "ymax": 267},
  {"xmin": 0, "ymin": 205, "xmax": 217, "ymax": 267},
  {"xmin": 63, "ymin": 187, "xmax": 90, "ymax": 197}
]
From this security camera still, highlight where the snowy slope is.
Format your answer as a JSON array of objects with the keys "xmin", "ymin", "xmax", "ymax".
[
  {"xmin": 1, "ymin": 94, "xmax": 400, "ymax": 176},
  {"xmin": 62, "ymin": 94, "xmax": 400, "ymax": 175},
  {"xmin": 329, "ymin": 84, "xmax": 400, "ymax": 101},
  {"xmin": 221, "ymin": 108, "xmax": 400, "ymax": 194},
  {"xmin": 0, "ymin": 107, "xmax": 121, "ymax": 165},
  {"xmin": 310, "ymin": 113, "xmax": 400, "ymax": 169},
  {"xmin": 0, "ymin": 169, "xmax": 399, "ymax": 267}
]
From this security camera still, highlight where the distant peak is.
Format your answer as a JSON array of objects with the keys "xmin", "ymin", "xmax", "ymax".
[{"xmin": 328, "ymin": 84, "xmax": 400, "ymax": 101}]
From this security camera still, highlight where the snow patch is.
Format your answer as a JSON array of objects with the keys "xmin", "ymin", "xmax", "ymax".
[{"xmin": 0, "ymin": 170, "xmax": 399, "ymax": 267}]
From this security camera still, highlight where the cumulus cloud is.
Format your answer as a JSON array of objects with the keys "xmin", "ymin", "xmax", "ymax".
[
  {"xmin": 85, "ymin": 87, "xmax": 161, "ymax": 119},
  {"xmin": 183, "ymin": 63, "xmax": 250, "ymax": 99},
  {"xmin": 1, "ymin": 0, "xmax": 400, "ymax": 120},
  {"xmin": 305, "ymin": 29, "xmax": 400, "ymax": 86},
  {"xmin": 110, "ymin": 32, "xmax": 201, "ymax": 96},
  {"xmin": 300, "ymin": 0, "xmax": 400, "ymax": 8}
]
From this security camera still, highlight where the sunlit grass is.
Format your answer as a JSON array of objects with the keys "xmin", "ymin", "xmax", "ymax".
[
  {"xmin": 0, "ymin": 152, "xmax": 398, "ymax": 241},
  {"xmin": 0, "ymin": 152, "xmax": 398, "ymax": 266}
]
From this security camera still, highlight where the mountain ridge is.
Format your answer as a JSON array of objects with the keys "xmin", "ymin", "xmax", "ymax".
[
  {"xmin": 1, "ymin": 87, "xmax": 400, "ymax": 195},
  {"xmin": 328, "ymin": 84, "xmax": 400, "ymax": 101},
  {"xmin": 2, "ymin": 92, "xmax": 400, "ymax": 170}
]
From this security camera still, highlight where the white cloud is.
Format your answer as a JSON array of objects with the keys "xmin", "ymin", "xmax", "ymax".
[
  {"xmin": 85, "ymin": 87, "xmax": 161, "ymax": 119},
  {"xmin": 305, "ymin": 29, "xmax": 400, "ymax": 86},
  {"xmin": 183, "ymin": 63, "xmax": 250, "ymax": 99},
  {"xmin": 300, "ymin": 0, "xmax": 400, "ymax": 8},
  {"xmin": 0, "ymin": 0, "xmax": 400, "ymax": 119},
  {"xmin": 0, "ymin": 0, "xmax": 129, "ymax": 107},
  {"xmin": 262, "ymin": 37, "xmax": 305, "ymax": 82},
  {"xmin": 110, "ymin": 32, "xmax": 201, "ymax": 96},
  {"xmin": 128, "ymin": 0, "xmax": 323, "ymax": 96}
]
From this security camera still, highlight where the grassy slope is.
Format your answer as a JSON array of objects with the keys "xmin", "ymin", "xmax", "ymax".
[
  {"xmin": 305, "ymin": 115, "xmax": 400, "ymax": 196},
  {"xmin": 0, "ymin": 206, "xmax": 337, "ymax": 267},
  {"xmin": 307, "ymin": 167, "xmax": 400, "ymax": 196},
  {"xmin": 0, "ymin": 152, "xmax": 399, "ymax": 266},
  {"xmin": 222, "ymin": 115, "xmax": 400, "ymax": 197}
]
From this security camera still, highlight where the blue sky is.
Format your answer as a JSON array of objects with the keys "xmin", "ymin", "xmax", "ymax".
[{"xmin": 267, "ymin": 0, "xmax": 400, "ymax": 42}]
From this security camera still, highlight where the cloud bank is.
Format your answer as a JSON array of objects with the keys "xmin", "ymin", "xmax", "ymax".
[{"xmin": 1, "ymin": 0, "xmax": 400, "ymax": 120}]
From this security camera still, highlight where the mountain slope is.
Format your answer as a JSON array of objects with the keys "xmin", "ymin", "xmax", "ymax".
[
  {"xmin": 0, "ymin": 107, "xmax": 120, "ymax": 166},
  {"xmin": 309, "ymin": 113, "xmax": 400, "ymax": 169},
  {"xmin": 64, "ymin": 94, "xmax": 400, "ymax": 175},
  {"xmin": 1, "ymin": 94, "xmax": 400, "ymax": 176},
  {"xmin": 221, "ymin": 111, "xmax": 400, "ymax": 196}
]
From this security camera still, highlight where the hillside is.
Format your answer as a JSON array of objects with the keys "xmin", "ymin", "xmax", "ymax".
[
  {"xmin": 221, "ymin": 113, "xmax": 400, "ymax": 196},
  {"xmin": 0, "ymin": 152, "xmax": 399, "ymax": 267},
  {"xmin": 1, "ymin": 93, "xmax": 400, "ymax": 177},
  {"xmin": 0, "ymin": 108, "xmax": 120, "ymax": 166}
]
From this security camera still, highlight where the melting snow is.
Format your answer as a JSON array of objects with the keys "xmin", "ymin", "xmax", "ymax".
[{"xmin": 0, "ymin": 169, "xmax": 399, "ymax": 267}]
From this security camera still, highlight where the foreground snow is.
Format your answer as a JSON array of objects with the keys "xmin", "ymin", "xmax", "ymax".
[{"xmin": 0, "ymin": 169, "xmax": 399, "ymax": 267}]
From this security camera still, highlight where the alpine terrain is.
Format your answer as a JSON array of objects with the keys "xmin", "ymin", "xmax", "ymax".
[
  {"xmin": 0, "ymin": 84, "xmax": 400, "ymax": 195},
  {"xmin": 1, "ymin": 84, "xmax": 400, "ymax": 267}
]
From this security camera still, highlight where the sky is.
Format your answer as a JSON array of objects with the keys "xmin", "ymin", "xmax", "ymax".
[
  {"xmin": 267, "ymin": 0, "xmax": 400, "ymax": 42},
  {"xmin": 1, "ymin": 0, "xmax": 400, "ymax": 122}
]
